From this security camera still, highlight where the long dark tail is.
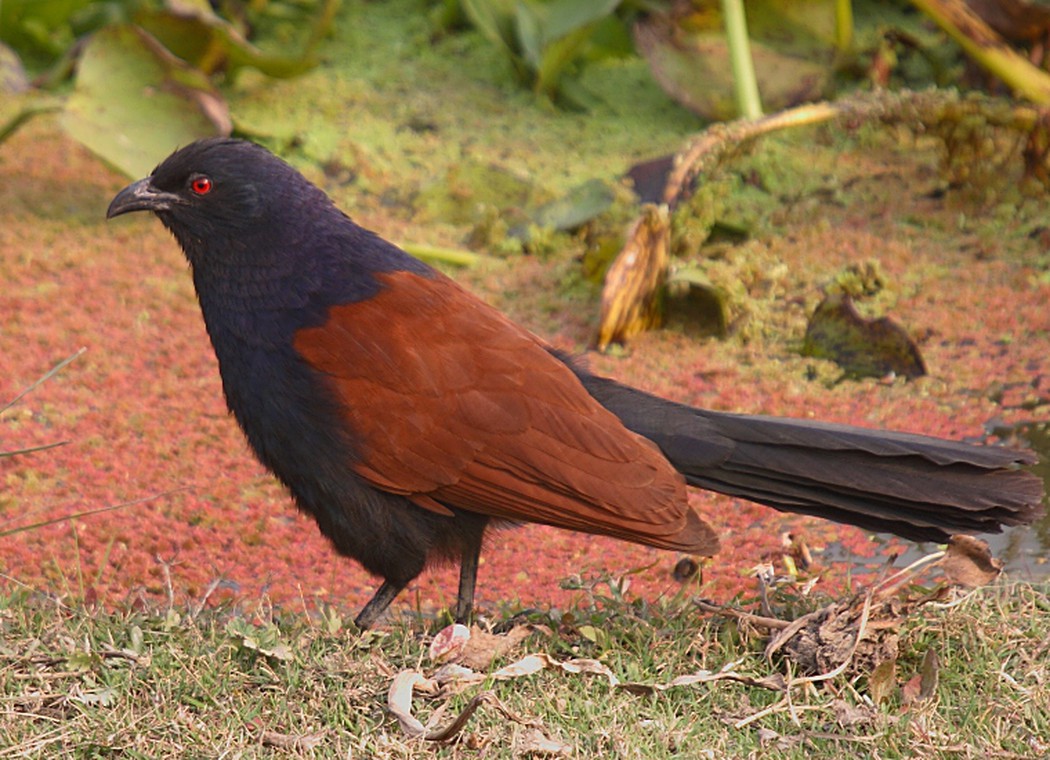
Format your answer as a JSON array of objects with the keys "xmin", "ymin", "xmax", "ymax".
[{"xmin": 576, "ymin": 372, "xmax": 1045, "ymax": 542}]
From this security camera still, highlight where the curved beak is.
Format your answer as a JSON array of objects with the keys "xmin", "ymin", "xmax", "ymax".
[{"xmin": 106, "ymin": 178, "xmax": 182, "ymax": 219}]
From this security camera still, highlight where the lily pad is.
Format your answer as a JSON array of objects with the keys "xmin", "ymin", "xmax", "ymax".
[
  {"xmin": 62, "ymin": 24, "xmax": 229, "ymax": 178},
  {"xmin": 635, "ymin": 0, "xmax": 842, "ymax": 120}
]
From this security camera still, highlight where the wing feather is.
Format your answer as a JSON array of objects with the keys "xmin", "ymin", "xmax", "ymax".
[{"xmin": 292, "ymin": 270, "xmax": 717, "ymax": 553}]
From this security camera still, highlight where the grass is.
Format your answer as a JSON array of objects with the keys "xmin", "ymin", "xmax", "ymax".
[{"xmin": 1, "ymin": 578, "xmax": 1047, "ymax": 758}]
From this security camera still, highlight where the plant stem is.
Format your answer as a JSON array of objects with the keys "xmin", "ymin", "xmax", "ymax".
[{"xmin": 721, "ymin": 0, "xmax": 762, "ymax": 119}]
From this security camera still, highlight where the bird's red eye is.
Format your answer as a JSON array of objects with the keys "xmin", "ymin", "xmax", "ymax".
[{"xmin": 190, "ymin": 176, "xmax": 212, "ymax": 195}]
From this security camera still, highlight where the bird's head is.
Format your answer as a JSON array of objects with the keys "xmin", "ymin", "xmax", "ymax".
[{"xmin": 107, "ymin": 138, "xmax": 330, "ymax": 265}]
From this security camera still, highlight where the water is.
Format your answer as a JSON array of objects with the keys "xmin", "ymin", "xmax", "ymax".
[{"xmin": 843, "ymin": 421, "xmax": 1050, "ymax": 583}]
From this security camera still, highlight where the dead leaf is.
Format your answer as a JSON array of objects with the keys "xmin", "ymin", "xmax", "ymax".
[
  {"xmin": 966, "ymin": 0, "xmax": 1050, "ymax": 43},
  {"xmin": 259, "ymin": 729, "xmax": 325, "ymax": 751},
  {"xmin": 387, "ymin": 671, "xmax": 440, "ymax": 738},
  {"xmin": 429, "ymin": 623, "xmax": 471, "ymax": 663},
  {"xmin": 672, "ymin": 556, "xmax": 700, "ymax": 582},
  {"xmin": 460, "ymin": 625, "xmax": 533, "ymax": 671},
  {"xmin": 0, "ymin": 42, "xmax": 29, "ymax": 95},
  {"xmin": 388, "ymin": 670, "xmax": 546, "ymax": 743},
  {"xmin": 830, "ymin": 698, "xmax": 879, "ymax": 728},
  {"xmin": 619, "ymin": 659, "xmax": 785, "ymax": 694},
  {"xmin": 756, "ymin": 727, "xmax": 780, "ymax": 746},
  {"xmin": 868, "ymin": 659, "xmax": 897, "ymax": 705},
  {"xmin": 514, "ymin": 726, "xmax": 572, "ymax": 757},
  {"xmin": 901, "ymin": 673, "xmax": 923, "ymax": 704},
  {"xmin": 939, "ymin": 535, "xmax": 1003, "ymax": 587},
  {"xmin": 491, "ymin": 653, "xmax": 550, "ymax": 680},
  {"xmin": 664, "ymin": 265, "xmax": 731, "ymax": 338},
  {"xmin": 919, "ymin": 647, "xmax": 940, "ymax": 701},
  {"xmin": 432, "ymin": 663, "xmax": 486, "ymax": 686},
  {"xmin": 429, "ymin": 623, "xmax": 533, "ymax": 670},
  {"xmin": 802, "ymin": 293, "xmax": 927, "ymax": 379},
  {"xmin": 595, "ymin": 204, "xmax": 670, "ymax": 351},
  {"xmin": 771, "ymin": 592, "xmax": 900, "ymax": 678},
  {"xmin": 781, "ymin": 532, "xmax": 814, "ymax": 572}
]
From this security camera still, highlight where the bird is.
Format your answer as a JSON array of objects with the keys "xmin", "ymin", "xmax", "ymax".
[{"xmin": 107, "ymin": 138, "xmax": 1044, "ymax": 628}]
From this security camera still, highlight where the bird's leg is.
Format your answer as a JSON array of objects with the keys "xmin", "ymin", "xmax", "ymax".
[
  {"xmin": 454, "ymin": 535, "xmax": 483, "ymax": 623},
  {"xmin": 353, "ymin": 580, "xmax": 406, "ymax": 630}
]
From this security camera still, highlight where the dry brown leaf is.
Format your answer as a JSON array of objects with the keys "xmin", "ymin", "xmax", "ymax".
[
  {"xmin": 429, "ymin": 624, "xmax": 533, "ymax": 671},
  {"xmin": 901, "ymin": 673, "xmax": 923, "ymax": 704},
  {"xmin": 867, "ymin": 659, "xmax": 897, "ymax": 705},
  {"xmin": 514, "ymin": 726, "xmax": 573, "ymax": 757},
  {"xmin": 595, "ymin": 204, "xmax": 670, "ymax": 351},
  {"xmin": 459, "ymin": 625, "xmax": 533, "ymax": 671},
  {"xmin": 830, "ymin": 698, "xmax": 879, "ymax": 728},
  {"xmin": 967, "ymin": 0, "xmax": 1050, "ymax": 43},
  {"xmin": 940, "ymin": 535, "xmax": 1003, "ymax": 587},
  {"xmin": 769, "ymin": 591, "xmax": 899, "ymax": 678},
  {"xmin": 492, "ymin": 654, "xmax": 618, "ymax": 685},
  {"xmin": 620, "ymin": 665, "xmax": 785, "ymax": 695},
  {"xmin": 388, "ymin": 670, "xmax": 546, "ymax": 743},
  {"xmin": 902, "ymin": 650, "xmax": 940, "ymax": 706},
  {"xmin": 259, "ymin": 728, "xmax": 325, "ymax": 751},
  {"xmin": 916, "ymin": 647, "xmax": 940, "ymax": 702},
  {"xmin": 433, "ymin": 663, "xmax": 485, "ymax": 686},
  {"xmin": 387, "ymin": 671, "xmax": 440, "ymax": 738}
]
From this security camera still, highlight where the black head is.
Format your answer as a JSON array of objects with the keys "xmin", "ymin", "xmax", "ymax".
[
  {"xmin": 107, "ymin": 138, "xmax": 332, "ymax": 263},
  {"xmin": 107, "ymin": 137, "xmax": 432, "ymax": 322}
]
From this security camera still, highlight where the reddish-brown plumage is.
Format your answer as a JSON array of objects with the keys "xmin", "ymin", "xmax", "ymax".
[{"xmin": 293, "ymin": 270, "xmax": 719, "ymax": 553}]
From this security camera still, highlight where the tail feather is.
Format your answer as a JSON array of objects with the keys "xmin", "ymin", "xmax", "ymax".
[{"xmin": 575, "ymin": 369, "xmax": 1045, "ymax": 543}]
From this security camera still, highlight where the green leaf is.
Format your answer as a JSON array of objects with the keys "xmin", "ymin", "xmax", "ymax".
[
  {"xmin": 518, "ymin": 0, "xmax": 622, "ymax": 98},
  {"xmin": 514, "ymin": 1, "xmax": 543, "ymax": 71},
  {"xmin": 133, "ymin": 6, "xmax": 320, "ymax": 78},
  {"xmin": 460, "ymin": 0, "xmax": 518, "ymax": 51},
  {"xmin": 465, "ymin": 0, "xmax": 623, "ymax": 102},
  {"xmin": 541, "ymin": 0, "xmax": 621, "ymax": 44},
  {"xmin": 919, "ymin": 647, "xmax": 940, "ymax": 701},
  {"xmin": 530, "ymin": 178, "xmax": 615, "ymax": 232},
  {"xmin": 62, "ymin": 24, "xmax": 229, "ymax": 178},
  {"xmin": 0, "ymin": 0, "xmax": 93, "ymax": 56},
  {"xmin": 534, "ymin": 23, "xmax": 592, "ymax": 98}
]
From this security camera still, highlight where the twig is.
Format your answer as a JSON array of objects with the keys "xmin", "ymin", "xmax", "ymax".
[
  {"xmin": 694, "ymin": 599, "xmax": 792, "ymax": 630},
  {"xmin": 872, "ymin": 550, "xmax": 946, "ymax": 595},
  {"xmin": 0, "ymin": 487, "xmax": 190, "ymax": 539},
  {"xmin": 3, "ymin": 349, "xmax": 86, "ymax": 413}
]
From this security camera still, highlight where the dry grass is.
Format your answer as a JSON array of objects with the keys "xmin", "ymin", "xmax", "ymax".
[{"xmin": 1, "ymin": 577, "xmax": 1046, "ymax": 758}]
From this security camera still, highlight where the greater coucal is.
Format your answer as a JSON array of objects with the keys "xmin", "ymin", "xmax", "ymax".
[{"xmin": 107, "ymin": 139, "xmax": 1044, "ymax": 628}]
